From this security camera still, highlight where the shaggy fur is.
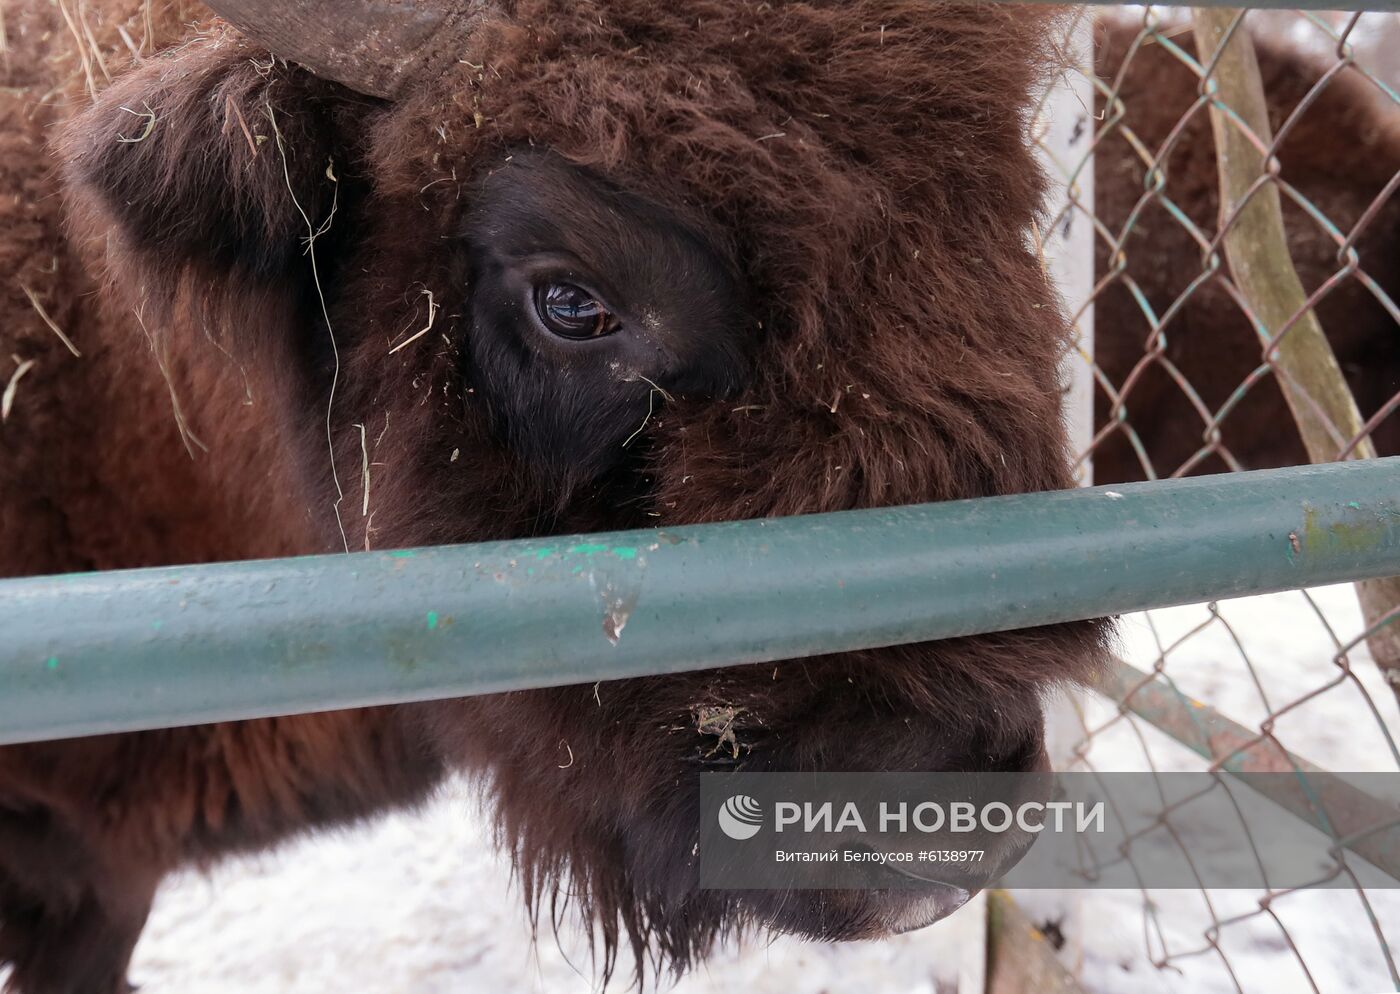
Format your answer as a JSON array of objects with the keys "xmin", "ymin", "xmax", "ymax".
[
  {"xmin": 24, "ymin": 2, "xmax": 1391, "ymax": 990},
  {"xmin": 1093, "ymin": 20, "xmax": 1400, "ymax": 481}
]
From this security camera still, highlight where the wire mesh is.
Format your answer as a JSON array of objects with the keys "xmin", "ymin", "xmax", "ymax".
[{"xmin": 1028, "ymin": 7, "xmax": 1400, "ymax": 993}]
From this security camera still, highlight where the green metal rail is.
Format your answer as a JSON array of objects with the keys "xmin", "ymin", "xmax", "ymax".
[{"xmin": 1, "ymin": 459, "xmax": 1397, "ymax": 745}]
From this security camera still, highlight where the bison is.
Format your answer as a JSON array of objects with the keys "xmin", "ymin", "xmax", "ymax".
[
  {"xmin": 0, "ymin": 1, "xmax": 1394, "ymax": 992},
  {"xmin": 2, "ymin": 1, "xmax": 1106, "ymax": 990}
]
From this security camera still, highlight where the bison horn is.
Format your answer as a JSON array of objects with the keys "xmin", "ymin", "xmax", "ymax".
[{"xmin": 202, "ymin": 0, "xmax": 489, "ymax": 100}]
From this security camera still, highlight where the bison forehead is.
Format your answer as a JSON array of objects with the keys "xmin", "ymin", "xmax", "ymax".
[{"xmin": 391, "ymin": 0, "xmax": 1056, "ymax": 274}]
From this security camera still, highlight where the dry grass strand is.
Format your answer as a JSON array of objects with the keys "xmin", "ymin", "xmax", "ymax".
[
  {"xmin": 1, "ymin": 357, "xmax": 36, "ymax": 422},
  {"xmin": 19, "ymin": 284, "xmax": 81, "ymax": 357}
]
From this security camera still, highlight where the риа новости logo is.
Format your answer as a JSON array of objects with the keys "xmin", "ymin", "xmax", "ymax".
[{"xmin": 718, "ymin": 794, "xmax": 763, "ymax": 840}]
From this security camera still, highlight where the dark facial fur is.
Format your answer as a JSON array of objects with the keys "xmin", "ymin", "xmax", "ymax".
[{"xmin": 460, "ymin": 151, "xmax": 749, "ymax": 488}]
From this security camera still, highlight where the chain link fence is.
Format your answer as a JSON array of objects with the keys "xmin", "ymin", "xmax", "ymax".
[{"xmin": 1020, "ymin": 7, "xmax": 1400, "ymax": 993}]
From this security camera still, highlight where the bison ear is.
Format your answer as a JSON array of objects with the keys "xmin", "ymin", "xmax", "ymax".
[{"xmin": 59, "ymin": 36, "xmax": 370, "ymax": 303}]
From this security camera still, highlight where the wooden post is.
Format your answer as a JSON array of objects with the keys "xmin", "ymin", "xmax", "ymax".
[
  {"xmin": 986, "ymin": 891, "xmax": 1091, "ymax": 994},
  {"xmin": 1192, "ymin": 8, "xmax": 1400, "ymax": 703}
]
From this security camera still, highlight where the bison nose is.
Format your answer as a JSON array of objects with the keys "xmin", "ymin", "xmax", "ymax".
[
  {"xmin": 839, "ymin": 841, "xmax": 978, "ymax": 934},
  {"xmin": 881, "ymin": 884, "xmax": 975, "ymax": 934}
]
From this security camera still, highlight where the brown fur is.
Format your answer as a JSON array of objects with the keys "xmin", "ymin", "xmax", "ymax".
[
  {"xmin": 18, "ymin": 2, "xmax": 1376, "ymax": 990},
  {"xmin": 1093, "ymin": 20, "xmax": 1400, "ymax": 480}
]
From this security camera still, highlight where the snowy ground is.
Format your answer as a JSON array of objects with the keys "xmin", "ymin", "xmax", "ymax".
[
  {"xmin": 73, "ymin": 584, "xmax": 1389, "ymax": 994},
  {"xmin": 127, "ymin": 789, "xmax": 984, "ymax": 994}
]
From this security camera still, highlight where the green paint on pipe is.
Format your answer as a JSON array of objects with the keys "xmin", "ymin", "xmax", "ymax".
[
  {"xmin": 44, "ymin": 657, "xmax": 58, "ymax": 671},
  {"xmin": 426, "ymin": 611, "xmax": 439, "ymax": 631},
  {"xmin": 563, "ymin": 542, "xmax": 637, "ymax": 559}
]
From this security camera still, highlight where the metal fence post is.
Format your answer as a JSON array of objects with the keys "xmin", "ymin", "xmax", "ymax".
[{"xmin": 1026, "ymin": 14, "xmax": 1100, "ymax": 984}]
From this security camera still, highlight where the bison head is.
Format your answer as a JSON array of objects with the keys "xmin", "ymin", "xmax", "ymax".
[{"xmin": 59, "ymin": 0, "xmax": 1107, "ymax": 977}]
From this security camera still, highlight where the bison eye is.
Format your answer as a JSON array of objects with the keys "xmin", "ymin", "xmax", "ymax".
[{"xmin": 532, "ymin": 282, "xmax": 620, "ymax": 340}]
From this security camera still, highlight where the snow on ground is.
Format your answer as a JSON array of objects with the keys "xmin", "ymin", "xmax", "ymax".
[{"xmin": 128, "ymin": 783, "xmax": 979, "ymax": 994}]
